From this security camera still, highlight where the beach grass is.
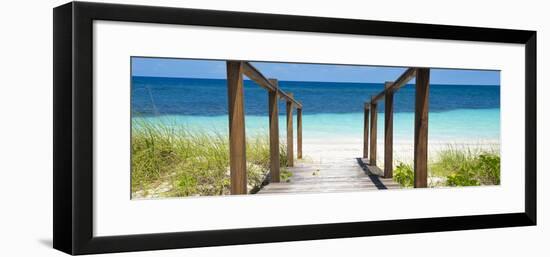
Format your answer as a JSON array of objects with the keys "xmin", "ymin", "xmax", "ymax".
[
  {"xmin": 131, "ymin": 119, "xmax": 289, "ymax": 198},
  {"xmin": 394, "ymin": 144, "xmax": 500, "ymax": 188}
]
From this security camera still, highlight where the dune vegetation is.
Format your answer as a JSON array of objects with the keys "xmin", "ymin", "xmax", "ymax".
[
  {"xmin": 131, "ymin": 119, "xmax": 290, "ymax": 198},
  {"xmin": 393, "ymin": 145, "xmax": 500, "ymax": 188}
]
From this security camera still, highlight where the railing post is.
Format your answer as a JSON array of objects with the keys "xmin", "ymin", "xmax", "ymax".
[
  {"xmin": 286, "ymin": 93, "xmax": 294, "ymax": 167},
  {"xmin": 414, "ymin": 68, "xmax": 430, "ymax": 188},
  {"xmin": 297, "ymin": 107, "xmax": 303, "ymax": 159},
  {"xmin": 268, "ymin": 79, "xmax": 280, "ymax": 183},
  {"xmin": 363, "ymin": 103, "xmax": 370, "ymax": 159},
  {"xmin": 226, "ymin": 61, "xmax": 247, "ymax": 194},
  {"xmin": 369, "ymin": 99, "xmax": 378, "ymax": 166},
  {"xmin": 384, "ymin": 82, "xmax": 394, "ymax": 178}
]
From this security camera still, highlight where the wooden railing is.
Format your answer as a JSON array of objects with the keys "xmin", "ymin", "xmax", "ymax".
[
  {"xmin": 226, "ymin": 61, "xmax": 303, "ymax": 194},
  {"xmin": 363, "ymin": 68, "xmax": 430, "ymax": 188}
]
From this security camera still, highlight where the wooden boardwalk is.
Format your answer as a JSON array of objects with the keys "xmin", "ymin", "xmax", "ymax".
[
  {"xmin": 222, "ymin": 62, "xmax": 429, "ymax": 194},
  {"xmin": 258, "ymin": 158, "xmax": 400, "ymax": 195}
]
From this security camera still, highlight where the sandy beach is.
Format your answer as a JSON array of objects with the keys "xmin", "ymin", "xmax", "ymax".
[{"xmin": 300, "ymin": 137, "xmax": 500, "ymax": 168}]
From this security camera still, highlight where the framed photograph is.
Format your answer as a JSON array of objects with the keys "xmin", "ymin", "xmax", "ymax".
[{"xmin": 53, "ymin": 1, "xmax": 537, "ymax": 255}]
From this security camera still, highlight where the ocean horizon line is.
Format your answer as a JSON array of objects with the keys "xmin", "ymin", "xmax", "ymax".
[
  {"xmin": 131, "ymin": 107, "xmax": 501, "ymax": 118},
  {"xmin": 131, "ymin": 75, "xmax": 501, "ymax": 87}
]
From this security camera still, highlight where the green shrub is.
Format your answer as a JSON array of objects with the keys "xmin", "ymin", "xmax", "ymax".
[
  {"xmin": 476, "ymin": 154, "xmax": 500, "ymax": 185},
  {"xmin": 280, "ymin": 169, "xmax": 293, "ymax": 182},
  {"xmin": 445, "ymin": 169, "xmax": 480, "ymax": 187},
  {"xmin": 441, "ymin": 152, "xmax": 500, "ymax": 187},
  {"xmin": 393, "ymin": 162, "xmax": 414, "ymax": 187}
]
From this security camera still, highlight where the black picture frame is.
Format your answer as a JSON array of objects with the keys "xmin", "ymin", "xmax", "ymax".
[{"xmin": 53, "ymin": 1, "xmax": 537, "ymax": 255}]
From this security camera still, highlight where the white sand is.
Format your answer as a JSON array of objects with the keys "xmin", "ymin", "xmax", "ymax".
[{"xmin": 300, "ymin": 137, "xmax": 499, "ymax": 167}]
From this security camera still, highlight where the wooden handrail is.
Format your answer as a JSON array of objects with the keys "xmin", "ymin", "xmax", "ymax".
[
  {"xmin": 227, "ymin": 61, "xmax": 304, "ymax": 194},
  {"xmin": 363, "ymin": 100, "xmax": 371, "ymax": 160},
  {"xmin": 242, "ymin": 62, "xmax": 303, "ymax": 108},
  {"xmin": 370, "ymin": 68, "xmax": 417, "ymax": 103},
  {"xmin": 242, "ymin": 62, "xmax": 277, "ymax": 91},
  {"xmin": 371, "ymin": 90, "xmax": 386, "ymax": 103},
  {"xmin": 363, "ymin": 67, "xmax": 430, "ymax": 188},
  {"xmin": 383, "ymin": 81, "xmax": 394, "ymax": 178},
  {"xmin": 268, "ymin": 78, "xmax": 281, "ymax": 183},
  {"xmin": 386, "ymin": 67, "xmax": 417, "ymax": 92},
  {"xmin": 278, "ymin": 89, "xmax": 303, "ymax": 109},
  {"xmin": 226, "ymin": 61, "xmax": 247, "ymax": 194}
]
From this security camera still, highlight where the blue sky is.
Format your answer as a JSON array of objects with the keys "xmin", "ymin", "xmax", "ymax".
[{"xmin": 131, "ymin": 57, "xmax": 500, "ymax": 85}]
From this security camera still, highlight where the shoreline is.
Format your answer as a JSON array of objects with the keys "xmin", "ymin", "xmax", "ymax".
[
  {"xmin": 300, "ymin": 138, "xmax": 499, "ymax": 165},
  {"xmin": 133, "ymin": 108, "xmax": 500, "ymax": 141}
]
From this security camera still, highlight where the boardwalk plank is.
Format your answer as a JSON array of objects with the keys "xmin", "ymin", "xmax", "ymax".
[{"xmin": 258, "ymin": 158, "xmax": 401, "ymax": 194}]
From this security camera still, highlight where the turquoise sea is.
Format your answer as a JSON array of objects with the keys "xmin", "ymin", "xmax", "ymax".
[{"xmin": 132, "ymin": 77, "xmax": 500, "ymax": 142}]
